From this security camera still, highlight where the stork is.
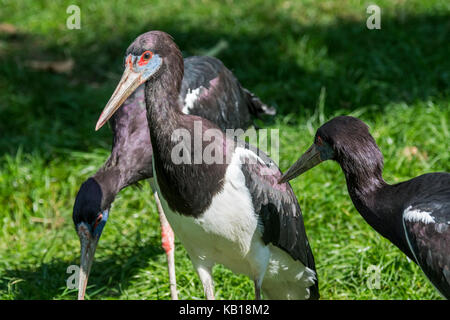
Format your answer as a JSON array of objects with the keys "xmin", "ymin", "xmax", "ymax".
[
  {"xmin": 72, "ymin": 55, "xmax": 275, "ymax": 299},
  {"xmin": 93, "ymin": 31, "xmax": 319, "ymax": 299},
  {"xmin": 279, "ymin": 115, "xmax": 450, "ymax": 299}
]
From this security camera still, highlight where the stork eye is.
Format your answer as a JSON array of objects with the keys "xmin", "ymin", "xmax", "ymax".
[
  {"xmin": 143, "ymin": 51, "xmax": 152, "ymax": 59},
  {"xmin": 138, "ymin": 51, "xmax": 153, "ymax": 66},
  {"xmin": 316, "ymin": 136, "xmax": 323, "ymax": 146},
  {"xmin": 93, "ymin": 214, "xmax": 103, "ymax": 229}
]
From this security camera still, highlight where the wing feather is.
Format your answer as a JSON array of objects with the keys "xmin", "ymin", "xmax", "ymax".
[
  {"xmin": 403, "ymin": 203, "xmax": 450, "ymax": 298},
  {"xmin": 235, "ymin": 145, "xmax": 317, "ymax": 272}
]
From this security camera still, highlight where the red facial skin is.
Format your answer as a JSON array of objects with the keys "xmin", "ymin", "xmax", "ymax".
[{"xmin": 138, "ymin": 51, "xmax": 153, "ymax": 67}]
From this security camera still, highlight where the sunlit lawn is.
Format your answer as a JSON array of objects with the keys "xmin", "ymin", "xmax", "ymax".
[{"xmin": 0, "ymin": 0, "xmax": 448, "ymax": 299}]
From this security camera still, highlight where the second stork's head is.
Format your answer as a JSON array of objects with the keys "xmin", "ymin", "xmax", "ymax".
[
  {"xmin": 278, "ymin": 116, "xmax": 383, "ymax": 185},
  {"xmin": 95, "ymin": 31, "xmax": 183, "ymax": 131},
  {"xmin": 73, "ymin": 177, "xmax": 109, "ymax": 300}
]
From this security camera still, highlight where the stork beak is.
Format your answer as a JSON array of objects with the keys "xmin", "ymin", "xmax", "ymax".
[
  {"xmin": 95, "ymin": 53, "xmax": 162, "ymax": 131},
  {"xmin": 95, "ymin": 61, "xmax": 145, "ymax": 131},
  {"xmin": 78, "ymin": 229, "xmax": 98, "ymax": 300},
  {"xmin": 77, "ymin": 210, "xmax": 109, "ymax": 300},
  {"xmin": 278, "ymin": 144, "xmax": 322, "ymax": 184}
]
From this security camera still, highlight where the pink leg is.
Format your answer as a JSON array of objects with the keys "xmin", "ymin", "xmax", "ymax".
[{"xmin": 154, "ymin": 191, "xmax": 178, "ymax": 300}]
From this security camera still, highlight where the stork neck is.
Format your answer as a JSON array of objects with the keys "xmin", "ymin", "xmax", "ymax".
[
  {"xmin": 337, "ymin": 143, "xmax": 386, "ymax": 205},
  {"xmin": 341, "ymin": 161, "xmax": 386, "ymax": 231},
  {"xmin": 92, "ymin": 166, "xmax": 122, "ymax": 210},
  {"xmin": 141, "ymin": 68, "xmax": 228, "ymax": 217},
  {"xmin": 338, "ymin": 157, "xmax": 414, "ymax": 259},
  {"xmin": 341, "ymin": 164, "xmax": 386, "ymax": 206},
  {"xmin": 343, "ymin": 168, "xmax": 386, "ymax": 224},
  {"xmin": 144, "ymin": 75, "xmax": 184, "ymax": 156}
]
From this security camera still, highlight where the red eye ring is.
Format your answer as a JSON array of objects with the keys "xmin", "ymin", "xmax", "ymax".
[
  {"xmin": 138, "ymin": 51, "xmax": 153, "ymax": 66},
  {"xmin": 93, "ymin": 213, "xmax": 103, "ymax": 230},
  {"xmin": 317, "ymin": 136, "xmax": 323, "ymax": 146}
]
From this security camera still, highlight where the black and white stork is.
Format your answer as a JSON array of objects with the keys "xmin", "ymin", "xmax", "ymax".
[
  {"xmin": 93, "ymin": 31, "xmax": 319, "ymax": 300},
  {"xmin": 72, "ymin": 54, "xmax": 275, "ymax": 299},
  {"xmin": 279, "ymin": 115, "xmax": 450, "ymax": 299}
]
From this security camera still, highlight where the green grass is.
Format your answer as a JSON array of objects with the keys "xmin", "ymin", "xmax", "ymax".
[{"xmin": 0, "ymin": 0, "xmax": 449, "ymax": 300}]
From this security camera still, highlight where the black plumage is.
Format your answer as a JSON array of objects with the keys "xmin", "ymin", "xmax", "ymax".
[
  {"xmin": 279, "ymin": 115, "xmax": 450, "ymax": 298},
  {"xmin": 181, "ymin": 56, "xmax": 275, "ymax": 130}
]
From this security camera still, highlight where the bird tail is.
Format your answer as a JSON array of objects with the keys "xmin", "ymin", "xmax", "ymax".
[
  {"xmin": 262, "ymin": 245, "xmax": 319, "ymax": 300},
  {"xmin": 242, "ymin": 88, "xmax": 276, "ymax": 118},
  {"xmin": 305, "ymin": 241, "xmax": 320, "ymax": 300}
]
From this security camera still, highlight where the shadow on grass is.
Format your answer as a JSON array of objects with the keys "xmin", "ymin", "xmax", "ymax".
[
  {"xmin": 0, "ymin": 11, "xmax": 448, "ymax": 157},
  {"xmin": 0, "ymin": 240, "xmax": 162, "ymax": 299},
  {"xmin": 0, "ymin": 6, "xmax": 448, "ymax": 300}
]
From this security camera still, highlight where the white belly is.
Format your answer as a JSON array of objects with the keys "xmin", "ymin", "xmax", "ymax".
[
  {"xmin": 151, "ymin": 152, "xmax": 270, "ymax": 279},
  {"xmin": 151, "ymin": 149, "xmax": 317, "ymax": 299}
]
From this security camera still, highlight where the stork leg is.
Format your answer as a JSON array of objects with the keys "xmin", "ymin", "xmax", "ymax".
[
  {"xmin": 195, "ymin": 264, "xmax": 215, "ymax": 300},
  {"xmin": 153, "ymin": 190, "xmax": 178, "ymax": 300},
  {"xmin": 248, "ymin": 246, "xmax": 269, "ymax": 300},
  {"xmin": 254, "ymin": 278, "xmax": 262, "ymax": 300}
]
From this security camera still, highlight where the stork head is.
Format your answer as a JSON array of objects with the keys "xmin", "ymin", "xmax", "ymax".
[
  {"xmin": 95, "ymin": 31, "xmax": 183, "ymax": 131},
  {"xmin": 73, "ymin": 177, "xmax": 109, "ymax": 300},
  {"xmin": 279, "ymin": 116, "xmax": 382, "ymax": 184}
]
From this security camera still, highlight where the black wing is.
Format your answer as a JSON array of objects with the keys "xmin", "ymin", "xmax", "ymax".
[
  {"xmin": 181, "ymin": 56, "xmax": 275, "ymax": 131},
  {"xmin": 237, "ymin": 144, "xmax": 317, "ymax": 287},
  {"xmin": 403, "ymin": 197, "xmax": 450, "ymax": 299}
]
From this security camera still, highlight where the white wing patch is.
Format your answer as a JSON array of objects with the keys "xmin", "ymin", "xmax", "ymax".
[
  {"xmin": 234, "ymin": 146, "xmax": 266, "ymax": 166},
  {"xmin": 403, "ymin": 206, "xmax": 435, "ymax": 224},
  {"xmin": 183, "ymin": 87, "xmax": 203, "ymax": 114}
]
